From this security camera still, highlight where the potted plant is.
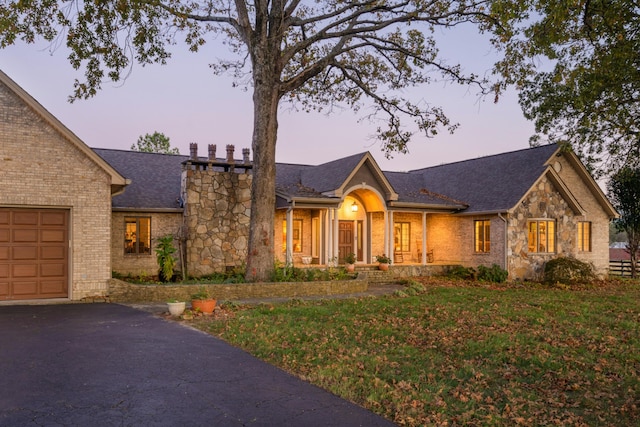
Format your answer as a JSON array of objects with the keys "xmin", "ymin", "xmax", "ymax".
[
  {"xmin": 344, "ymin": 252, "xmax": 356, "ymax": 273},
  {"xmin": 191, "ymin": 286, "xmax": 216, "ymax": 315},
  {"xmin": 166, "ymin": 298, "xmax": 186, "ymax": 317},
  {"xmin": 375, "ymin": 254, "xmax": 391, "ymax": 271}
]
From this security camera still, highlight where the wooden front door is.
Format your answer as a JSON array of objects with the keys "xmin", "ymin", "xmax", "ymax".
[
  {"xmin": 338, "ymin": 221, "xmax": 354, "ymax": 263},
  {"xmin": 0, "ymin": 208, "xmax": 69, "ymax": 300}
]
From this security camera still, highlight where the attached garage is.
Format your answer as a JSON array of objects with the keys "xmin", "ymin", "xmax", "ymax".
[
  {"xmin": 0, "ymin": 208, "xmax": 69, "ymax": 300},
  {"xmin": 1, "ymin": 70, "xmax": 128, "ymax": 302}
]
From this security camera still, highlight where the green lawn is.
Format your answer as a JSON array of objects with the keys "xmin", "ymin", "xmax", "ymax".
[{"xmin": 188, "ymin": 278, "xmax": 640, "ymax": 426}]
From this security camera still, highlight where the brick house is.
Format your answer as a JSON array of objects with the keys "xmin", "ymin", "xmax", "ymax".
[
  {"xmin": 0, "ymin": 70, "xmax": 128, "ymax": 301},
  {"xmin": 0, "ymin": 70, "xmax": 618, "ymax": 302}
]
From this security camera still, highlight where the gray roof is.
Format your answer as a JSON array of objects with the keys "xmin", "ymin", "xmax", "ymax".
[
  {"xmin": 94, "ymin": 144, "xmax": 560, "ymax": 213},
  {"xmin": 409, "ymin": 144, "xmax": 559, "ymax": 213},
  {"xmin": 300, "ymin": 152, "xmax": 368, "ymax": 192},
  {"xmin": 384, "ymin": 171, "xmax": 467, "ymax": 208},
  {"xmin": 93, "ymin": 149, "xmax": 188, "ymax": 210}
]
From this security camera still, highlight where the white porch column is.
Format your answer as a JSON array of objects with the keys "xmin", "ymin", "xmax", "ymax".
[
  {"xmin": 286, "ymin": 208, "xmax": 293, "ymax": 265},
  {"xmin": 422, "ymin": 212, "xmax": 427, "ymax": 265},
  {"xmin": 388, "ymin": 210, "xmax": 394, "ymax": 260},
  {"xmin": 332, "ymin": 208, "xmax": 339, "ymax": 264},
  {"xmin": 324, "ymin": 209, "xmax": 330, "ymax": 265},
  {"xmin": 383, "ymin": 210, "xmax": 389, "ymax": 260}
]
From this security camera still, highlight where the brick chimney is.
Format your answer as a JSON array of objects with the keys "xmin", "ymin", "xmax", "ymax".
[
  {"xmin": 208, "ymin": 144, "xmax": 216, "ymax": 162},
  {"xmin": 189, "ymin": 143, "xmax": 198, "ymax": 160},
  {"xmin": 242, "ymin": 148, "xmax": 251, "ymax": 165}
]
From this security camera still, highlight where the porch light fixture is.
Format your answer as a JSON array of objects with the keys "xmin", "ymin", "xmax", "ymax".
[{"xmin": 351, "ymin": 201, "xmax": 358, "ymax": 212}]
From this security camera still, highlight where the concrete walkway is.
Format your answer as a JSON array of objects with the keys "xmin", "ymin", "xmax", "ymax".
[{"xmin": 0, "ymin": 303, "xmax": 396, "ymax": 426}]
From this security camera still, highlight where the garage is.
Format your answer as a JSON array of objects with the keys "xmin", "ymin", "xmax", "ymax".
[{"xmin": 0, "ymin": 208, "xmax": 69, "ymax": 300}]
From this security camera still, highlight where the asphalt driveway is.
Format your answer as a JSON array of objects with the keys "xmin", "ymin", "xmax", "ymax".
[{"xmin": 0, "ymin": 303, "xmax": 395, "ymax": 426}]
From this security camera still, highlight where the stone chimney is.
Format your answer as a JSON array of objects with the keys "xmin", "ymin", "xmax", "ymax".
[
  {"xmin": 189, "ymin": 143, "xmax": 198, "ymax": 160},
  {"xmin": 242, "ymin": 148, "xmax": 251, "ymax": 165},
  {"xmin": 226, "ymin": 144, "xmax": 235, "ymax": 164},
  {"xmin": 208, "ymin": 144, "xmax": 216, "ymax": 162}
]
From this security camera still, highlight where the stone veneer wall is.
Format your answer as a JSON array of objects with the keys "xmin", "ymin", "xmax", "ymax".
[
  {"xmin": 183, "ymin": 166, "xmax": 252, "ymax": 277},
  {"xmin": 507, "ymin": 176, "xmax": 576, "ymax": 280},
  {"xmin": 0, "ymin": 78, "xmax": 113, "ymax": 300}
]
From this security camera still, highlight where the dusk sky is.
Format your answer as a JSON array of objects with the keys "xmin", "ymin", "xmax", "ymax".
[{"xmin": 2, "ymin": 24, "xmax": 536, "ymax": 172}]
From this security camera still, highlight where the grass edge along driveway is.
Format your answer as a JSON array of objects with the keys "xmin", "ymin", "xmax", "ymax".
[{"xmin": 188, "ymin": 278, "xmax": 640, "ymax": 426}]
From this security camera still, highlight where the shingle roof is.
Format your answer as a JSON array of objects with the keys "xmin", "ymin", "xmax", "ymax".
[
  {"xmin": 384, "ymin": 171, "xmax": 467, "ymax": 208},
  {"xmin": 300, "ymin": 152, "xmax": 368, "ymax": 192},
  {"xmin": 94, "ymin": 144, "xmax": 560, "ymax": 213},
  {"xmin": 275, "ymin": 163, "xmax": 333, "ymax": 199},
  {"xmin": 93, "ymin": 149, "xmax": 188, "ymax": 210},
  {"xmin": 409, "ymin": 144, "xmax": 559, "ymax": 213}
]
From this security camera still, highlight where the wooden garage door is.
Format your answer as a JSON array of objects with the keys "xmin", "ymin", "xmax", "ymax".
[{"xmin": 0, "ymin": 208, "xmax": 69, "ymax": 300}]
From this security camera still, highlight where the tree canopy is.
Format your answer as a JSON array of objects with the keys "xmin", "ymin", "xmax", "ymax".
[
  {"xmin": 0, "ymin": 0, "xmax": 512, "ymax": 280},
  {"xmin": 493, "ymin": 0, "xmax": 640, "ymax": 178},
  {"xmin": 608, "ymin": 166, "xmax": 640, "ymax": 278},
  {"xmin": 132, "ymin": 131, "xmax": 179, "ymax": 154}
]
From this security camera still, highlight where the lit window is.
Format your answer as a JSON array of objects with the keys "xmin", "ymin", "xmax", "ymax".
[
  {"xmin": 578, "ymin": 221, "xmax": 592, "ymax": 252},
  {"xmin": 282, "ymin": 219, "xmax": 303, "ymax": 253},
  {"xmin": 394, "ymin": 222, "xmax": 410, "ymax": 252},
  {"xmin": 528, "ymin": 220, "xmax": 555, "ymax": 253},
  {"xmin": 125, "ymin": 217, "xmax": 151, "ymax": 255},
  {"xmin": 474, "ymin": 220, "xmax": 491, "ymax": 253}
]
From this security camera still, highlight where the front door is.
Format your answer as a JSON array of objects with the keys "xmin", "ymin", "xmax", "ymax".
[{"xmin": 338, "ymin": 221, "xmax": 353, "ymax": 263}]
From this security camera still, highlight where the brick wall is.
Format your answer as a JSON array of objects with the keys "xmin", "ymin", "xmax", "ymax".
[
  {"xmin": 0, "ymin": 80, "xmax": 113, "ymax": 299},
  {"xmin": 554, "ymin": 156, "xmax": 611, "ymax": 276},
  {"xmin": 111, "ymin": 212, "xmax": 183, "ymax": 277}
]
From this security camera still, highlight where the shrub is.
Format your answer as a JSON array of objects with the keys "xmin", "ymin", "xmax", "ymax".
[
  {"xmin": 447, "ymin": 265, "xmax": 476, "ymax": 280},
  {"xmin": 543, "ymin": 256, "xmax": 596, "ymax": 285},
  {"xmin": 155, "ymin": 235, "xmax": 177, "ymax": 282},
  {"xmin": 477, "ymin": 264, "xmax": 508, "ymax": 283}
]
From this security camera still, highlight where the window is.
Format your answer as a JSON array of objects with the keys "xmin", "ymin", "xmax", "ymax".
[
  {"xmin": 578, "ymin": 221, "xmax": 592, "ymax": 252},
  {"xmin": 125, "ymin": 217, "xmax": 151, "ymax": 254},
  {"xmin": 394, "ymin": 222, "xmax": 410, "ymax": 252},
  {"xmin": 528, "ymin": 220, "xmax": 555, "ymax": 253},
  {"xmin": 282, "ymin": 219, "xmax": 303, "ymax": 253},
  {"xmin": 474, "ymin": 220, "xmax": 491, "ymax": 253}
]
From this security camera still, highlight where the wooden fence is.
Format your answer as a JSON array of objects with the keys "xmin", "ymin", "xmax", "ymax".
[{"xmin": 609, "ymin": 260, "xmax": 640, "ymax": 277}]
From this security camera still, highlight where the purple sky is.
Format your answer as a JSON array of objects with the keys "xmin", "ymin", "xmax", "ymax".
[{"xmin": 2, "ymin": 27, "xmax": 535, "ymax": 172}]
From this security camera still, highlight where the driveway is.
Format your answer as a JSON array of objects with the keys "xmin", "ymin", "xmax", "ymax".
[{"xmin": 0, "ymin": 303, "xmax": 395, "ymax": 426}]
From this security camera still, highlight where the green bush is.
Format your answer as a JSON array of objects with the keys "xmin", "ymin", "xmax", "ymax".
[
  {"xmin": 543, "ymin": 256, "xmax": 596, "ymax": 285},
  {"xmin": 447, "ymin": 265, "xmax": 476, "ymax": 280},
  {"xmin": 477, "ymin": 264, "xmax": 509, "ymax": 283},
  {"xmin": 155, "ymin": 235, "xmax": 177, "ymax": 282}
]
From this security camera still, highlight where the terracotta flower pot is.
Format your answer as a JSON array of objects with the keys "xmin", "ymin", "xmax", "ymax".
[
  {"xmin": 191, "ymin": 299, "xmax": 217, "ymax": 315},
  {"xmin": 378, "ymin": 262, "xmax": 389, "ymax": 271},
  {"xmin": 346, "ymin": 263, "xmax": 355, "ymax": 273}
]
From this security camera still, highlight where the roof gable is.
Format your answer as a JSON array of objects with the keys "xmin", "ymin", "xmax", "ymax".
[
  {"xmin": 301, "ymin": 152, "xmax": 397, "ymax": 200},
  {"xmin": 0, "ymin": 70, "xmax": 128, "ymax": 194}
]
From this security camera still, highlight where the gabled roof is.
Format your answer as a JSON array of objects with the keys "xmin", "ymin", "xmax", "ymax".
[
  {"xmin": 94, "ymin": 149, "xmax": 187, "ymax": 211},
  {"xmin": 0, "ymin": 70, "xmax": 128, "ymax": 195},
  {"xmin": 300, "ymin": 152, "xmax": 397, "ymax": 200},
  {"xmin": 94, "ymin": 143, "xmax": 616, "ymax": 218},
  {"xmin": 409, "ymin": 144, "xmax": 561, "ymax": 214}
]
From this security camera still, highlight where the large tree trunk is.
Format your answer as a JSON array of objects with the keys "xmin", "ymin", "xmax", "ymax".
[{"xmin": 245, "ymin": 69, "xmax": 281, "ymax": 282}]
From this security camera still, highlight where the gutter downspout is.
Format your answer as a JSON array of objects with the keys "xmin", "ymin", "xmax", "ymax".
[{"xmin": 498, "ymin": 213, "xmax": 508, "ymax": 275}]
